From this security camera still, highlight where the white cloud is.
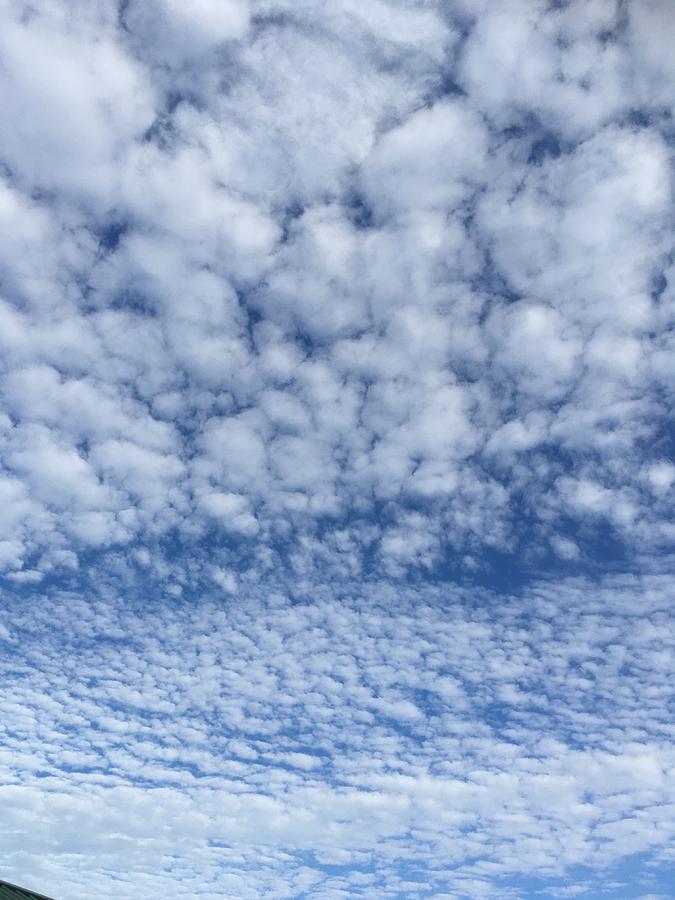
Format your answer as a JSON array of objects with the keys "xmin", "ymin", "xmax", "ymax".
[
  {"xmin": 0, "ymin": 1, "xmax": 674, "ymax": 895},
  {"xmin": 0, "ymin": 576, "xmax": 674, "ymax": 898},
  {"xmin": 0, "ymin": 0, "xmax": 669, "ymax": 576},
  {"xmin": 199, "ymin": 491, "xmax": 259, "ymax": 535},
  {"xmin": 360, "ymin": 98, "xmax": 488, "ymax": 220},
  {"xmin": 161, "ymin": 0, "xmax": 250, "ymax": 43},
  {"xmin": 0, "ymin": 2, "xmax": 155, "ymax": 200}
]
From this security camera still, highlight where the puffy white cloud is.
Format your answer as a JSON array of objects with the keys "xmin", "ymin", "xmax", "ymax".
[
  {"xmin": 456, "ymin": 0, "xmax": 631, "ymax": 139},
  {"xmin": 360, "ymin": 98, "xmax": 489, "ymax": 220},
  {"xmin": 628, "ymin": 0, "xmax": 675, "ymax": 112},
  {"xmin": 0, "ymin": 0, "xmax": 669, "ymax": 577},
  {"xmin": 0, "ymin": 1, "xmax": 156, "ymax": 200},
  {"xmin": 199, "ymin": 490, "xmax": 259, "ymax": 535},
  {"xmin": 160, "ymin": 0, "xmax": 250, "ymax": 43}
]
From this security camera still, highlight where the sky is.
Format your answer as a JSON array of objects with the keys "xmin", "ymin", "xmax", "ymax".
[{"xmin": 0, "ymin": 0, "xmax": 674, "ymax": 897}]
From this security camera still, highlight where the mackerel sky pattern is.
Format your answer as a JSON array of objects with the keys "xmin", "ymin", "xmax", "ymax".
[{"xmin": 0, "ymin": 1, "xmax": 674, "ymax": 898}]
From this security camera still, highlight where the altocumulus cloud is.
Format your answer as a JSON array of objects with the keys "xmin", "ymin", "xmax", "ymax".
[{"xmin": 0, "ymin": 0, "xmax": 674, "ymax": 898}]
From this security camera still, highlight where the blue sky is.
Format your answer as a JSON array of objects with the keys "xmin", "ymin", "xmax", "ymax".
[{"xmin": 0, "ymin": 0, "xmax": 674, "ymax": 897}]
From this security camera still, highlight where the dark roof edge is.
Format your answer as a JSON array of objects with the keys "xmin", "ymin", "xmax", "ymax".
[{"xmin": 0, "ymin": 879, "xmax": 57, "ymax": 900}]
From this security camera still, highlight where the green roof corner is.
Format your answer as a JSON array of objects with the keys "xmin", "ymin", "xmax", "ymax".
[{"xmin": 0, "ymin": 880, "xmax": 56, "ymax": 900}]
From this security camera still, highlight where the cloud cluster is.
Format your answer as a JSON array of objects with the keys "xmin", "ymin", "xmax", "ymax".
[
  {"xmin": 2, "ymin": 574, "xmax": 675, "ymax": 899},
  {"xmin": 0, "ymin": 0, "xmax": 672, "ymax": 582},
  {"xmin": 1, "ymin": 0, "xmax": 674, "ymax": 896}
]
